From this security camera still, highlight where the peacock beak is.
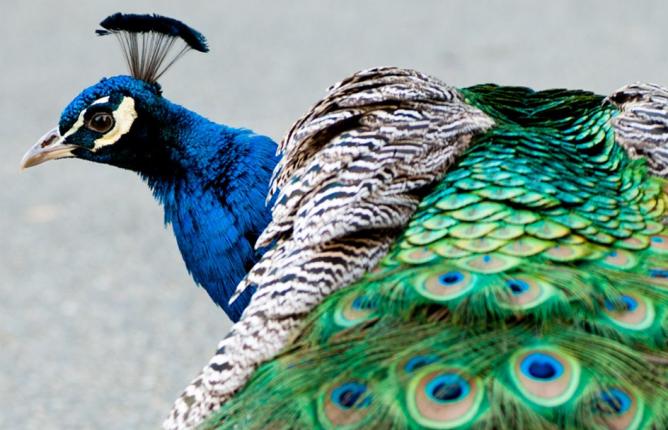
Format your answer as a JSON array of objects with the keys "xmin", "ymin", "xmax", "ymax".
[{"xmin": 21, "ymin": 127, "xmax": 78, "ymax": 169}]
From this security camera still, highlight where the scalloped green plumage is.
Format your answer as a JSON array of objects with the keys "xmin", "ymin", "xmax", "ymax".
[{"xmin": 203, "ymin": 84, "xmax": 668, "ymax": 430}]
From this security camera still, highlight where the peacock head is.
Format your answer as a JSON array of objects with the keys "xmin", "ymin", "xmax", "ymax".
[{"xmin": 21, "ymin": 13, "xmax": 209, "ymax": 175}]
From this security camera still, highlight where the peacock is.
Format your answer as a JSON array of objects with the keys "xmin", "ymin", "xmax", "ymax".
[
  {"xmin": 24, "ymin": 13, "xmax": 668, "ymax": 430},
  {"xmin": 21, "ymin": 13, "xmax": 279, "ymax": 322}
]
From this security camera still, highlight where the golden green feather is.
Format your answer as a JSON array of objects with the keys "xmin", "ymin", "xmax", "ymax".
[{"xmin": 203, "ymin": 85, "xmax": 668, "ymax": 430}]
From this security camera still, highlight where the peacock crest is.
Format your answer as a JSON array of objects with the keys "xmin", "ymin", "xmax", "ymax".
[{"xmin": 96, "ymin": 13, "xmax": 209, "ymax": 84}]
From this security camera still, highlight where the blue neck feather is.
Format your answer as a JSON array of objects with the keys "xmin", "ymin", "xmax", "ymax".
[
  {"xmin": 58, "ymin": 76, "xmax": 277, "ymax": 321},
  {"xmin": 142, "ymin": 102, "xmax": 278, "ymax": 321}
]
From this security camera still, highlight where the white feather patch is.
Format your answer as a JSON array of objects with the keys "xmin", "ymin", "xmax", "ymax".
[
  {"xmin": 91, "ymin": 96, "xmax": 110, "ymax": 105},
  {"xmin": 62, "ymin": 113, "xmax": 85, "ymax": 140}
]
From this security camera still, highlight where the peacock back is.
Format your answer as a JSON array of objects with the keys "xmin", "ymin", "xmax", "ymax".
[{"xmin": 203, "ymin": 79, "xmax": 668, "ymax": 430}]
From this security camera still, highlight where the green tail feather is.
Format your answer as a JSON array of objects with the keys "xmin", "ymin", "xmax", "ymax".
[{"xmin": 203, "ymin": 86, "xmax": 668, "ymax": 429}]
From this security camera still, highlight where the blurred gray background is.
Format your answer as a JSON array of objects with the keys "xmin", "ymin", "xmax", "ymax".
[{"xmin": 2, "ymin": 1, "xmax": 667, "ymax": 428}]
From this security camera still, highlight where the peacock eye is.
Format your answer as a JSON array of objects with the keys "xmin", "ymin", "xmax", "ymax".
[{"xmin": 87, "ymin": 112, "xmax": 115, "ymax": 133}]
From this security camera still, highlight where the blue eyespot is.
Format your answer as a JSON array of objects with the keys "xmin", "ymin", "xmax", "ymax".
[
  {"xmin": 506, "ymin": 279, "xmax": 529, "ymax": 295},
  {"xmin": 438, "ymin": 272, "xmax": 464, "ymax": 286},
  {"xmin": 351, "ymin": 295, "xmax": 375, "ymax": 310},
  {"xmin": 649, "ymin": 268, "xmax": 668, "ymax": 278},
  {"xmin": 596, "ymin": 388, "xmax": 631, "ymax": 415},
  {"xmin": 425, "ymin": 373, "xmax": 470, "ymax": 403},
  {"xmin": 520, "ymin": 352, "xmax": 564, "ymax": 381},
  {"xmin": 404, "ymin": 355, "xmax": 437, "ymax": 373},
  {"xmin": 331, "ymin": 382, "xmax": 371, "ymax": 409},
  {"xmin": 604, "ymin": 295, "xmax": 638, "ymax": 312}
]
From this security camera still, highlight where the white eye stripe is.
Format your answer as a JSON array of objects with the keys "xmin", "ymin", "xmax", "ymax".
[
  {"xmin": 61, "ymin": 96, "xmax": 138, "ymax": 151},
  {"xmin": 62, "ymin": 113, "xmax": 85, "ymax": 139},
  {"xmin": 92, "ymin": 97, "xmax": 137, "ymax": 151},
  {"xmin": 61, "ymin": 96, "xmax": 114, "ymax": 139},
  {"xmin": 91, "ymin": 96, "xmax": 110, "ymax": 105}
]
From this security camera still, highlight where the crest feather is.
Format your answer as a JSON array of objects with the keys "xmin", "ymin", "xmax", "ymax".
[{"xmin": 96, "ymin": 13, "xmax": 208, "ymax": 83}]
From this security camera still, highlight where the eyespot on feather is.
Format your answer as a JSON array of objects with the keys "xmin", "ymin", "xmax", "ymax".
[
  {"xmin": 456, "ymin": 253, "xmax": 521, "ymax": 274},
  {"xmin": 413, "ymin": 270, "xmax": 477, "ymax": 302},
  {"xmin": 333, "ymin": 293, "xmax": 377, "ymax": 328},
  {"xmin": 497, "ymin": 277, "xmax": 555, "ymax": 310},
  {"xmin": 395, "ymin": 354, "xmax": 440, "ymax": 376},
  {"xmin": 649, "ymin": 235, "xmax": 668, "ymax": 252},
  {"xmin": 602, "ymin": 293, "xmax": 655, "ymax": 330},
  {"xmin": 592, "ymin": 387, "xmax": 644, "ymax": 430},
  {"xmin": 397, "ymin": 246, "xmax": 439, "ymax": 264},
  {"xmin": 318, "ymin": 381, "xmax": 373, "ymax": 429},
  {"xmin": 599, "ymin": 249, "xmax": 638, "ymax": 270},
  {"xmin": 406, "ymin": 365, "xmax": 485, "ymax": 429},
  {"xmin": 509, "ymin": 347, "xmax": 581, "ymax": 407}
]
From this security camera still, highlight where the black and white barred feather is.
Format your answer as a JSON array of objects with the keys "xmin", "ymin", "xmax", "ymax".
[
  {"xmin": 608, "ymin": 83, "xmax": 668, "ymax": 177},
  {"xmin": 163, "ymin": 67, "xmax": 494, "ymax": 430}
]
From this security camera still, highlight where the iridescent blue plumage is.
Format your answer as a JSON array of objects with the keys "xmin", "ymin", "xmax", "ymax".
[
  {"xmin": 53, "ymin": 75, "xmax": 279, "ymax": 321},
  {"xmin": 146, "ymin": 125, "xmax": 278, "ymax": 321}
]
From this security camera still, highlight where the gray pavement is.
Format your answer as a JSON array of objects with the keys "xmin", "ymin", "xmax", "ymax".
[{"xmin": 2, "ymin": 1, "xmax": 668, "ymax": 428}]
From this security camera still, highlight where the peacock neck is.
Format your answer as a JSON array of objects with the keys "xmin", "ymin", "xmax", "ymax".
[{"xmin": 143, "ymin": 107, "xmax": 278, "ymax": 321}]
